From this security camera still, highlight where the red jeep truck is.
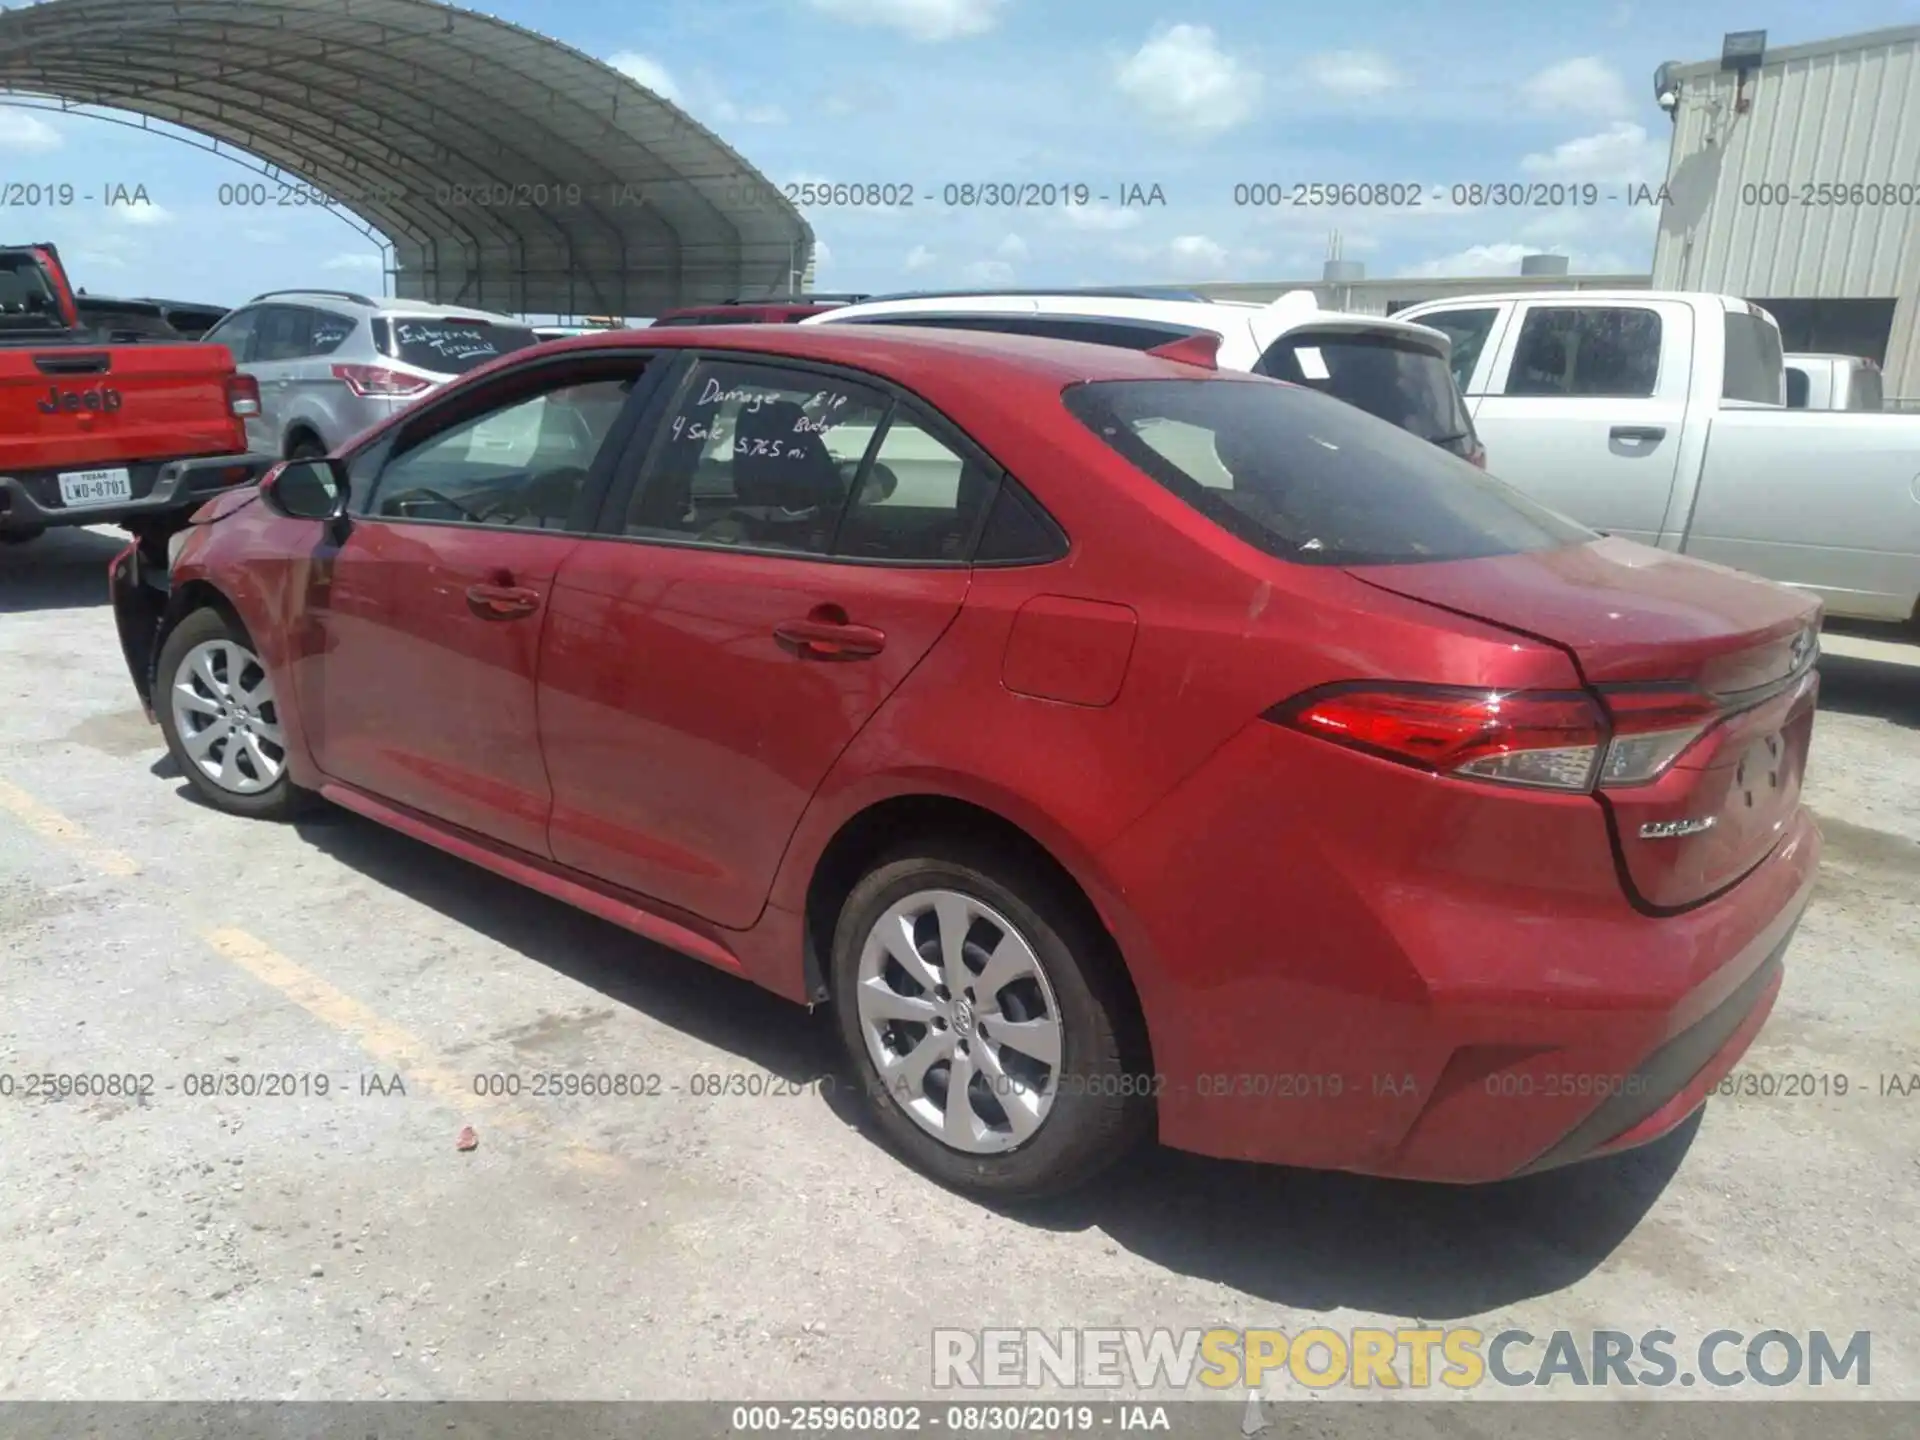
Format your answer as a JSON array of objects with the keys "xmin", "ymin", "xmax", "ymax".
[{"xmin": 1, "ymin": 241, "xmax": 270, "ymax": 549}]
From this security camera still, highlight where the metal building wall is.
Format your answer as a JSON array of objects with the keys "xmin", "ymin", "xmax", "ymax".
[{"xmin": 1651, "ymin": 25, "xmax": 1920, "ymax": 397}]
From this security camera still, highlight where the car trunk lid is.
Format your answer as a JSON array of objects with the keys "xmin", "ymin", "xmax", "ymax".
[{"xmin": 1348, "ymin": 535, "xmax": 1821, "ymax": 910}]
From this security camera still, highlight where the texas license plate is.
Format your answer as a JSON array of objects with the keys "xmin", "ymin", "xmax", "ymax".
[{"xmin": 57, "ymin": 467, "xmax": 134, "ymax": 507}]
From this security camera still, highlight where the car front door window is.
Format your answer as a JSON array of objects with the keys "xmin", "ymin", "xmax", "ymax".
[{"xmin": 370, "ymin": 372, "xmax": 643, "ymax": 531}]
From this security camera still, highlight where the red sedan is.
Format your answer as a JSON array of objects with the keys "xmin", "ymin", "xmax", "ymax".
[{"xmin": 108, "ymin": 323, "xmax": 1822, "ymax": 1200}]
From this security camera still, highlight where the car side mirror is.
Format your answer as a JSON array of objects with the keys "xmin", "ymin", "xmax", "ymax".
[{"xmin": 261, "ymin": 457, "xmax": 351, "ymax": 538}]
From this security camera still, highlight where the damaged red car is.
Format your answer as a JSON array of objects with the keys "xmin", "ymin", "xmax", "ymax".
[{"xmin": 109, "ymin": 322, "xmax": 1822, "ymax": 1199}]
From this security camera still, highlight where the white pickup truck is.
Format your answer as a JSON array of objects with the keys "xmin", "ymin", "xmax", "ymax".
[{"xmin": 1397, "ymin": 290, "xmax": 1920, "ymax": 624}]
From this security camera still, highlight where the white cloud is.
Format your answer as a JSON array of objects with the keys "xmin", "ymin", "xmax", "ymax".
[
  {"xmin": 812, "ymin": 239, "xmax": 835, "ymax": 274},
  {"xmin": 1052, "ymin": 200, "xmax": 1144, "ymax": 232},
  {"xmin": 1115, "ymin": 24, "xmax": 1259, "ymax": 134},
  {"xmin": 710, "ymin": 97, "xmax": 788, "ymax": 124},
  {"xmin": 1520, "ymin": 121, "xmax": 1667, "ymax": 185},
  {"xmin": 994, "ymin": 233, "xmax": 1028, "ymax": 259},
  {"xmin": 608, "ymin": 51, "xmax": 681, "ymax": 101},
  {"xmin": 1302, "ymin": 50, "xmax": 1402, "ymax": 98},
  {"xmin": 0, "ymin": 106, "xmax": 61, "ymax": 152},
  {"xmin": 808, "ymin": 0, "xmax": 1005, "ymax": 41},
  {"xmin": 1521, "ymin": 56, "xmax": 1633, "ymax": 118},
  {"xmin": 904, "ymin": 244, "xmax": 938, "ymax": 271},
  {"xmin": 322, "ymin": 252, "xmax": 383, "ymax": 272},
  {"xmin": 1401, "ymin": 242, "xmax": 1540, "ymax": 278},
  {"xmin": 962, "ymin": 258, "xmax": 1016, "ymax": 284},
  {"xmin": 1115, "ymin": 234, "xmax": 1252, "ymax": 279},
  {"xmin": 113, "ymin": 201, "xmax": 172, "ymax": 226}
]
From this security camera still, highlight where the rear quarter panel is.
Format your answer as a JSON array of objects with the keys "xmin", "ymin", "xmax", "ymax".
[{"xmin": 1682, "ymin": 409, "xmax": 1920, "ymax": 620}]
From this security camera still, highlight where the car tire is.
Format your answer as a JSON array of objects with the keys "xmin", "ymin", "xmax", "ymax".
[
  {"xmin": 830, "ymin": 838, "xmax": 1151, "ymax": 1201},
  {"xmin": 285, "ymin": 433, "xmax": 328, "ymax": 461},
  {"xmin": 154, "ymin": 606, "xmax": 307, "ymax": 821}
]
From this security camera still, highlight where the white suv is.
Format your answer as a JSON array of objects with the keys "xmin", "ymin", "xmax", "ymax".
[{"xmin": 803, "ymin": 288, "xmax": 1486, "ymax": 465}]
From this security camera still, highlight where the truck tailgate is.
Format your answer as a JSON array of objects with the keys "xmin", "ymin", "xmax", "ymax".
[{"xmin": 0, "ymin": 344, "xmax": 241, "ymax": 470}]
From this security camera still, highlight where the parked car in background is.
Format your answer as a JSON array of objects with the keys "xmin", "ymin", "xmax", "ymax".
[
  {"xmin": 0, "ymin": 241, "xmax": 268, "ymax": 546},
  {"xmin": 651, "ymin": 295, "xmax": 866, "ymax": 326},
  {"xmin": 1784, "ymin": 353, "xmax": 1884, "ymax": 411},
  {"xmin": 201, "ymin": 289, "xmax": 539, "ymax": 459},
  {"xmin": 110, "ymin": 321, "xmax": 1819, "ymax": 1200},
  {"xmin": 806, "ymin": 288, "xmax": 1486, "ymax": 465},
  {"xmin": 1399, "ymin": 290, "xmax": 1920, "ymax": 623},
  {"xmin": 76, "ymin": 294, "xmax": 228, "ymax": 344}
]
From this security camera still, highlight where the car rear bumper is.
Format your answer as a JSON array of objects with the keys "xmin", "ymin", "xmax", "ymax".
[
  {"xmin": 0, "ymin": 452, "xmax": 274, "ymax": 534},
  {"xmin": 1099, "ymin": 721, "xmax": 1823, "ymax": 1182}
]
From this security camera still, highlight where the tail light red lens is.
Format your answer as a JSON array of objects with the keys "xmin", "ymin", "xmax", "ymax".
[
  {"xmin": 1273, "ymin": 682, "xmax": 1733, "ymax": 793},
  {"xmin": 1592, "ymin": 686, "xmax": 1722, "ymax": 786},
  {"xmin": 1272, "ymin": 685, "xmax": 1607, "ymax": 791},
  {"xmin": 332, "ymin": 363, "xmax": 433, "ymax": 398},
  {"xmin": 225, "ymin": 373, "xmax": 261, "ymax": 417}
]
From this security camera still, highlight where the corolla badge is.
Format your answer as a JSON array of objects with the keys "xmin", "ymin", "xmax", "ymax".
[{"xmin": 1640, "ymin": 817, "xmax": 1717, "ymax": 839}]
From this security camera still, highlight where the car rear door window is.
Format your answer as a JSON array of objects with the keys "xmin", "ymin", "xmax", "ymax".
[
  {"xmin": 1407, "ymin": 308, "xmax": 1498, "ymax": 391},
  {"xmin": 1852, "ymin": 368, "xmax": 1884, "ymax": 411},
  {"xmin": 833, "ymin": 409, "xmax": 997, "ymax": 562},
  {"xmin": 1722, "ymin": 311, "xmax": 1785, "ymax": 404},
  {"xmin": 252, "ymin": 305, "xmax": 312, "ymax": 362},
  {"xmin": 367, "ymin": 362, "xmax": 650, "ymax": 530},
  {"xmin": 1504, "ymin": 307, "xmax": 1661, "ymax": 397},
  {"xmin": 1255, "ymin": 332, "xmax": 1474, "ymax": 450},
  {"xmin": 624, "ymin": 359, "xmax": 891, "ymax": 556},
  {"xmin": 1063, "ymin": 377, "xmax": 1591, "ymax": 567}
]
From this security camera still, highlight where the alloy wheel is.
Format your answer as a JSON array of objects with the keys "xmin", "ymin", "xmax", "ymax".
[
  {"xmin": 170, "ymin": 638, "xmax": 287, "ymax": 795},
  {"xmin": 854, "ymin": 888, "xmax": 1065, "ymax": 1154}
]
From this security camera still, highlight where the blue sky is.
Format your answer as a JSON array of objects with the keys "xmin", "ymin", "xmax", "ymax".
[{"xmin": 0, "ymin": 0, "xmax": 1908, "ymax": 312}]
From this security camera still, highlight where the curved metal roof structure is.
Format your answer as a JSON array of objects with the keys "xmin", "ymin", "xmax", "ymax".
[{"xmin": 0, "ymin": 0, "xmax": 815, "ymax": 316}]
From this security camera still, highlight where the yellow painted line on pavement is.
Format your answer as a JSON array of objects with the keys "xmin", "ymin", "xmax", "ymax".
[
  {"xmin": 0, "ymin": 776, "xmax": 141, "ymax": 877},
  {"xmin": 0, "ymin": 773, "xmax": 620, "ymax": 1174},
  {"xmin": 201, "ymin": 926, "xmax": 619, "ymax": 1172}
]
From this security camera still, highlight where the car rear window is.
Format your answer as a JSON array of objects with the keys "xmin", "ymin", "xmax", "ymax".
[
  {"xmin": 373, "ymin": 316, "xmax": 539, "ymax": 374},
  {"xmin": 1255, "ymin": 331, "xmax": 1474, "ymax": 448},
  {"xmin": 1062, "ymin": 378, "xmax": 1592, "ymax": 567},
  {"xmin": 1723, "ymin": 311, "xmax": 1785, "ymax": 404},
  {"xmin": 1851, "ymin": 367, "xmax": 1884, "ymax": 411},
  {"xmin": 0, "ymin": 251, "xmax": 65, "ymax": 331}
]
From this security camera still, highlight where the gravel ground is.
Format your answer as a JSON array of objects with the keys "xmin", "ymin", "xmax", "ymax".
[{"xmin": 1, "ymin": 525, "xmax": 1916, "ymax": 1410}]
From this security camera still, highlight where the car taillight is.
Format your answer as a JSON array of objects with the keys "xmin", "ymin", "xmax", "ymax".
[
  {"xmin": 332, "ymin": 363, "xmax": 433, "ymax": 398},
  {"xmin": 1592, "ymin": 686, "xmax": 1721, "ymax": 787},
  {"xmin": 226, "ymin": 373, "xmax": 261, "ymax": 417},
  {"xmin": 1271, "ymin": 684, "xmax": 1607, "ymax": 791}
]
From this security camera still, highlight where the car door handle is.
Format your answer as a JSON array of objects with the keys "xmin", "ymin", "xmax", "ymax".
[
  {"xmin": 773, "ymin": 617, "xmax": 887, "ymax": 660},
  {"xmin": 466, "ymin": 582, "xmax": 541, "ymax": 620},
  {"xmin": 1609, "ymin": 425, "xmax": 1666, "ymax": 443}
]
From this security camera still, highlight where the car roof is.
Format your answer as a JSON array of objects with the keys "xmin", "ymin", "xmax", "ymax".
[
  {"xmin": 249, "ymin": 290, "xmax": 519, "ymax": 323},
  {"xmin": 528, "ymin": 318, "xmax": 1266, "ymax": 393}
]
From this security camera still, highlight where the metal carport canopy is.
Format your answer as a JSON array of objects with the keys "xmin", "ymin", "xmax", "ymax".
[{"xmin": 0, "ymin": 0, "xmax": 815, "ymax": 315}]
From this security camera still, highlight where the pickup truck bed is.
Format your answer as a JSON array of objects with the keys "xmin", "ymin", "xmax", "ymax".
[{"xmin": 1399, "ymin": 289, "xmax": 1920, "ymax": 624}]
